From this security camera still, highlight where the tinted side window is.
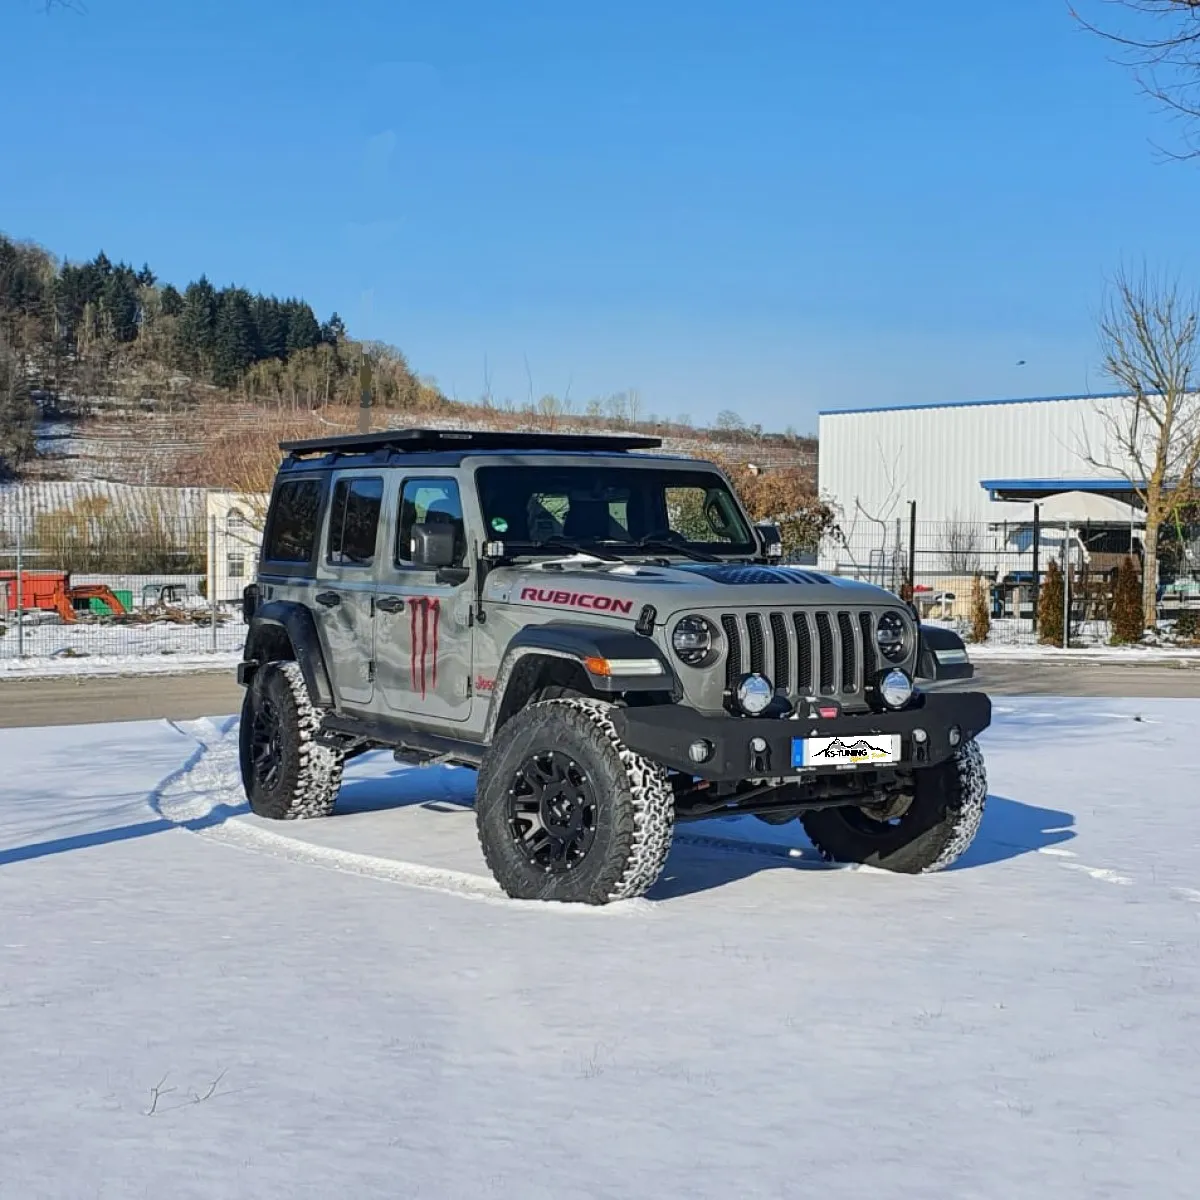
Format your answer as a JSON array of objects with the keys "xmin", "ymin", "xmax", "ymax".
[
  {"xmin": 263, "ymin": 479, "xmax": 323, "ymax": 563},
  {"xmin": 327, "ymin": 476, "xmax": 384, "ymax": 566},
  {"xmin": 396, "ymin": 479, "xmax": 465, "ymax": 567}
]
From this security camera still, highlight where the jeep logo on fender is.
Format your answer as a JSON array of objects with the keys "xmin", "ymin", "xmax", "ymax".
[{"xmin": 519, "ymin": 587, "xmax": 634, "ymax": 615}]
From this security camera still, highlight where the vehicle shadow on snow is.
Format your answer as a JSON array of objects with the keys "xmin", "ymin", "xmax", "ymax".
[
  {"xmin": 0, "ymin": 816, "xmax": 182, "ymax": 867},
  {"xmin": 951, "ymin": 793, "xmax": 1075, "ymax": 869},
  {"xmin": 335, "ymin": 762, "xmax": 476, "ymax": 816},
  {"xmin": 335, "ymin": 764, "xmax": 1076, "ymax": 900},
  {"xmin": 646, "ymin": 792, "xmax": 1076, "ymax": 899}
]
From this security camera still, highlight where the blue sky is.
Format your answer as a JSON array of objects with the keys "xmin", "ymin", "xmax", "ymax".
[{"xmin": 3, "ymin": 0, "xmax": 1198, "ymax": 432}]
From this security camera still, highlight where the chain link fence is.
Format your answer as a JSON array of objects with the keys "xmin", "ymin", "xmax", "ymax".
[
  {"xmin": 818, "ymin": 506, "xmax": 1200, "ymax": 647},
  {"xmin": 4, "ymin": 483, "xmax": 1198, "ymax": 661},
  {"xmin": 0, "ymin": 483, "xmax": 254, "ymax": 665}
]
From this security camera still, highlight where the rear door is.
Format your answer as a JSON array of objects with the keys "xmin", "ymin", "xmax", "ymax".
[
  {"xmin": 312, "ymin": 470, "xmax": 384, "ymax": 708},
  {"xmin": 374, "ymin": 474, "xmax": 473, "ymax": 724}
]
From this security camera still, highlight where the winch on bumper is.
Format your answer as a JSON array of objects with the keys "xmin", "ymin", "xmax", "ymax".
[{"xmin": 609, "ymin": 690, "xmax": 991, "ymax": 782}]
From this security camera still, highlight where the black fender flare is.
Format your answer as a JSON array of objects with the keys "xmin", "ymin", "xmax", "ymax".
[
  {"xmin": 239, "ymin": 600, "xmax": 336, "ymax": 709},
  {"xmin": 483, "ymin": 622, "xmax": 677, "ymax": 741},
  {"xmin": 915, "ymin": 622, "xmax": 974, "ymax": 683}
]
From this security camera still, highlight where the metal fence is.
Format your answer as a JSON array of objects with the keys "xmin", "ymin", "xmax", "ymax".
[
  {"xmin": 819, "ymin": 506, "xmax": 1200, "ymax": 647},
  {"xmin": 4, "ymin": 483, "xmax": 1198, "ymax": 661},
  {"xmin": 0, "ymin": 483, "xmax": 253, "ymax": 664}
]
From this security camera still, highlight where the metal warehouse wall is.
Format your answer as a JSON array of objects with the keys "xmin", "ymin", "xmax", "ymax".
[{"xmin": 816, "ymin": 395, "xmax": 1130, "ymax": 527}]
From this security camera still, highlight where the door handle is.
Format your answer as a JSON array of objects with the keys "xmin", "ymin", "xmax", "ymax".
[
  {"xmin": 376, "ymin": 596, "xmax": 405, "ymax": 613},
  {"xmin": 315, "ymin": 591, "xmax": 341, "ymax": 607}
]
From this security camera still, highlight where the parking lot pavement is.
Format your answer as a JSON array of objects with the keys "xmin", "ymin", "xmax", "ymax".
[
  {"xmin": 971, "ymin": 660, "xmax": 1200, "ymax": 698},
  {"xmin": 0, "ymin": 657, "xmax": 1196, "ymax": 729},
  {"xmin": 0, "ymin": 670, "xmax": 243, "ymax": 728}
]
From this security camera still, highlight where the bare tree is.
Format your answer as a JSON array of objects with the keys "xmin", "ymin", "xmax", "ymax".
[
  {"xmin": 941, "ymin": 518, "xmax": 983, "ymax": 574},
  {"xmin": 1084, "ymin": 264, "xmax": 1200, "ymax": 626},
  {"xmin": 1069, "ymin": 1, "xmax": 1200, "ymax": 158}
]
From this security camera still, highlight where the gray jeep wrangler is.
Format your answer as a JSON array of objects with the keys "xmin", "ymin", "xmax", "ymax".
[{"xmin": 237, "ymin": 427, "xmax": 990, "ymax": 905}]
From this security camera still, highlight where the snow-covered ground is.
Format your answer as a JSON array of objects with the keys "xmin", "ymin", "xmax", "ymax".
[{"xmin": 2, "ymin": 697, "xmax": 1199, "ymax": 1198}]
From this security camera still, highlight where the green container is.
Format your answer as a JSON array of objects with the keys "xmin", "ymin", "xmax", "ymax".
[{"xmin": 88, "ymin": 589, "xmax": 133, "ymax": 616}]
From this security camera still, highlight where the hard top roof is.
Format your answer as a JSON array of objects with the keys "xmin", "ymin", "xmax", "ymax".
[{"xmin": 279, "ymin": 427, "xmax": 664, "ymax": 458}]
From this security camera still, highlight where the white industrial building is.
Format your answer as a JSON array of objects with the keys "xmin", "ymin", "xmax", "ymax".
[
  {"xmin": 815, "ymin": 392, "xmax": 1160, "ymax": 615},
  {"xmin": 205, "ymin": 490, "xmax": 267, "ymax": 603},
  {"xmin": 816, "ymin": 392, "xmax": 1147, "ymax": 523}
]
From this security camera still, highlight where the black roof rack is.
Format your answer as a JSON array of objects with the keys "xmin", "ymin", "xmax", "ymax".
[{"xmin": 279, "ymin": 427, "xmax": 664, "ymax": 457}]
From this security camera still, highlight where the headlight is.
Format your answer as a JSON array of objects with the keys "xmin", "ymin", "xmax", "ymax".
[
  {"xmin": 878, "ymin": 668, "xmax": 913, "ymax": 710},
  {"xmin": 735, "ymin": 673, "xmax": 774, "ymax": 715},
  {"xmin": 672, "ymin": 615, "xmax": 715, "ymax": 666},
  {"xmin": 875, "ymin": 610, "xmax": 909, "ymax": 662}
]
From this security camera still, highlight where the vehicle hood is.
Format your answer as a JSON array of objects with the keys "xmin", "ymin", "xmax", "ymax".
[{"xmin": 485, "ymin": 556, "xmax": 899, "ymax": 615}]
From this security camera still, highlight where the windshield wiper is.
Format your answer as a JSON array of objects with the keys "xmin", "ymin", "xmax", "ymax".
[
  {"xmin": 633, "ymin": 535, "xmax": 721, "ymax": 563},
  {"xmin": 534, "ymin": 536, "xmax": 621, "ymax": 563}
]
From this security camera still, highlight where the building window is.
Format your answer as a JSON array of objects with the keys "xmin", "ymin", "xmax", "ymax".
[
  {"xmin": 227, "ymin": 507, "xmax": 245, "ymax": 530},
  {"xmin": 227, "ymin": 552, "xmax": 246, "ymax": 579}
]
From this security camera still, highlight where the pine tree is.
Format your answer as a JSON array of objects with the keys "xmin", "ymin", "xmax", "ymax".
[
  {"xmin": 284, "ymin": 301, "xmax": 321, "ymax": 355},
  {"xmin": 1038, "ymin": 558, "xmax": 1065, "ymax": 646},
  {"xmin": 1110, "ymin": 555, "xmax": 1144, "ymax": 644},
  {"xmin": 0, "ymin": 338, "xmax": 36, "ymax": 478},
  {"xmin": 212, "ymin": 288, "xmax": 259, "ymax": 387},
  {"xmin": 970, "ymin": 573, "xmax": 991, "ymax": 643},
  {"xmin": 253, "ymin": 296, "xmax": 288, "ymax": 361},
  {"xmin": 321, "ymin": 312, "xmax": 346, "ymax": 345},
  {"xmin": 159, "ymin": 284, "xmax": 183, "ymax": 316},
  {"xmin": 177, "ymin": 276, "xmax": 219, "ymax": 372},
  {"xmin": 103, "ymin": 268, "xmax": 140, "ymax": 342}
]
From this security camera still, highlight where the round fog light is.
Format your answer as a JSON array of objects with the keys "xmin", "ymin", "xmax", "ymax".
[
  {"xmin": 688, "ymin": 739, "xmax": 714, "ymax": 764},
  {"xmin": 736, "ymin": 673, "xmax": 774, "ymax": 716},
  {"xmin": 912, "ymin": 727, "xmax": 928, "ymax": 744},
  {"xmin": 750, "ymin": 736, "xmax": 767, "ymax": 753},
  {"xmin": 948, "ymin": 726, "xmax": 961, "ymax": 747},
  {"xmin": 879, "ymin": 668, "xmax": 914, "ymax": 710}
]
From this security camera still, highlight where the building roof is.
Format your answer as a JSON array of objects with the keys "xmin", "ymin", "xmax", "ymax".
[
  {"xmin": 818, "ymin": 391, "xmax": 1127, "ymax": 419},
  {"xmin": 980, "ymin": 477, "xmax": 1143, "ymax": 501}
]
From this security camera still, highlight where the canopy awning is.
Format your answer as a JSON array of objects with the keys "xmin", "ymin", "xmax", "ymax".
[{"xmin": 995, "ymin": 490, "xmax": 1145, "ymax": 526}]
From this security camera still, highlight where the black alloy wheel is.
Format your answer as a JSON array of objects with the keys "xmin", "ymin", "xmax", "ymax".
[
  {"xmin": 249, "ymin": 693, "xmax": 285, "ymax": 793},
  {"xmin": 506, "ymin": 749, "xmax": 599, "ymax": 872}
]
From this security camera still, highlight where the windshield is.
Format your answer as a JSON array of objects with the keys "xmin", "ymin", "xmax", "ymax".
[{"xmin": 475, "ymin": 464, "xmax": 756, "ymax": 557}]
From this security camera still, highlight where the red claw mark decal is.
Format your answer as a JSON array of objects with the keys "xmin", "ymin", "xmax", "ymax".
[{"xmin": 407, "ymin": 596, "xmax": 441, "ymax": 698}]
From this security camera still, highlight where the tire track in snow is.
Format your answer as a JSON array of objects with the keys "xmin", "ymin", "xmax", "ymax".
[{"xmin": 151, "ymin": 719, "xmax": 654, "ymax": 916}]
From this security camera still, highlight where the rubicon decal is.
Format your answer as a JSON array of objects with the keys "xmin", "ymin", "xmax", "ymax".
[
  {"xmin": 408, "ymin": 596, "xmax": 440, "ymax": 699},
  {"xmin": 519, "ymin": 587, "xmax": 634, "ymax": 615}
]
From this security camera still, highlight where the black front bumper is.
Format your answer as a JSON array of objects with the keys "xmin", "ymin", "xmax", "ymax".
[{"xmin": 610, "ymin": 690, "xmax": 991, "ymax": 782}]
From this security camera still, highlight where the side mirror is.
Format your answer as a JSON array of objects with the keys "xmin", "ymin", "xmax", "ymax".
[
  {"xmin": 914, "ymin": 623, "xmax": 974, "ymax": 685},
  {"xmin": 755, "ymin": 521, "xmax": 783, "ymax": 559},
  {"xmin": 410, "ymin": 522, "xmax": 457, "ymax": 569}
]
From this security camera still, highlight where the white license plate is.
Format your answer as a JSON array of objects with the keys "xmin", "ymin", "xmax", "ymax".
[{"xmin": 791, "ymin": 733, "xmax": 902, "ymax": 769}]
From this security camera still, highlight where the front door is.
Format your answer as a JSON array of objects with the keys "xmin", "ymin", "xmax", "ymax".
[
  {"xmin": 312, "ymin": 470, "xmax": 383, "ymax": 708},
  {"xmin": 374, "ymin": 475, "xmax": 473, "ymax": 724}
]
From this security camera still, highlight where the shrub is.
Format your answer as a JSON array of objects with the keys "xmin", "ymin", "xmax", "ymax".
[
  {"xmin": 1109, "ymin": 556, "xmax": 1144, "ymax": 645},
  {"xmin": 1038, "ymin": 559, "xmax": 1065, "ymax": 646},
  {"xmin": 1175, "ymin": 610, "xmax": 1199, "ymax": 643},
  {"xmin": 969, "ymin": 573, "xmax": 990, "ymax": 643}
]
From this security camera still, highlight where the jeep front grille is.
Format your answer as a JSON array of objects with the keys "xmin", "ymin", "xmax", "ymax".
[{"xmin": 720, "ymin": 609, "xmax": 884, "ymax": 706}]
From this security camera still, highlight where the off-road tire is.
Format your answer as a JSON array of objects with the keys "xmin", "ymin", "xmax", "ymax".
[
  {"xmin": 799, "ymin": 738, "xmax": 987, "ymax": 873},
  {"xmin": 475, "ymin": 698, "xmax": 675, "ymax": 904},
  {"xmin": 239, "ymin": 660, "xmax": 345, "ymax": 820}
]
